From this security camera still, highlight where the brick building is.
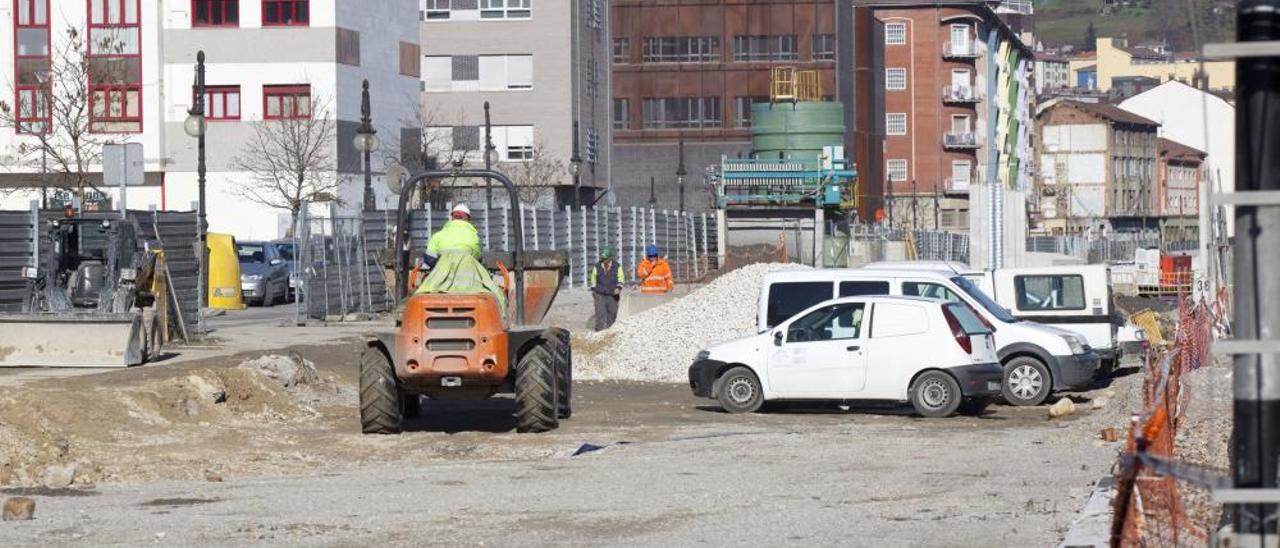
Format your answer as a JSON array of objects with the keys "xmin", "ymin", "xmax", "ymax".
[{"xmin": 1155, "ymin": 137, "xmax": 1203, "ymax": 240}]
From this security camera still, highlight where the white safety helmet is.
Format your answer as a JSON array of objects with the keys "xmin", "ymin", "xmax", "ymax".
[{"xmin": 451, "ymin": 203, "xmax": 472, "ymax": 218}]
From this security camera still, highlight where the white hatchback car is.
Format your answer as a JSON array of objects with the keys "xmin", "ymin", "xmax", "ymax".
[{"xmin": 688, "ymin": 296, "xmax": 1003, "ymax": 417}]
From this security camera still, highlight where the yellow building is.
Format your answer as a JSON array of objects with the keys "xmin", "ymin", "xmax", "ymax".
[{"xmin": 1083, "ymin": 37, "xmax": 1234, "ymax": 92}]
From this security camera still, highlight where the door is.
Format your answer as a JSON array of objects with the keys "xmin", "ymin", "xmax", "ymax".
[
  {"xmin": 950, "ymin": 24, "xmax": 970, "ymax": 52},
  {"xmin": 951, "ymin": 69, "xmax": 970, "ymax": 94},
  {"xmin": 767, "ymin": 302, "xmax": 869, "ymax": 398},
  {"xmin": 951, "ymin": 115, "xmax": 970, "ymax": 134}
]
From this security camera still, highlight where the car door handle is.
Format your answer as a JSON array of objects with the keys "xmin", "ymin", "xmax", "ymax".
[{"xmin": 846, "ymin": 345, "xmax": 861, "ymax": 352}]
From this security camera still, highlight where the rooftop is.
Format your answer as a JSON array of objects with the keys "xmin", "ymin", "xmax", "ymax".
[
  {"xmin": 1158, "ymin": 137, "xmax": 1205, "ymax": 159},
  {"xmin": 1041, "ymin": 100, "xmax": 1161, "ymax": 126}
]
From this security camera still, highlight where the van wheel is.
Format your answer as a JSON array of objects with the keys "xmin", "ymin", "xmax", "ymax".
[
  {"xmin": 910, "ymin": 371, "xmax": 962, "ymax": 417},
  {"xmin": 716, "ymin": 367, "xmax": 764, "ymax": 414},
  {"xmin": 1002, "ymin": 357, "xmax": 1052, "ymax": 406}
]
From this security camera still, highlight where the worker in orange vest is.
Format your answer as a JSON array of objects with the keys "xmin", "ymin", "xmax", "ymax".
[{"xmin": 636, "ymin": 245, "xmax": 675, "ymax": 294}]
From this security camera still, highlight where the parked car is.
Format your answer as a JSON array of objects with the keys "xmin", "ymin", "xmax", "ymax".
[
  {"xmin": 237, "ymin": 240, "xmax": 290, "ymax": 306},
  {"xmin": 755, "ymin": 267, "xmax": 1100, "ymax": 406},
  {"xmin": 269, "ymin": 239, "xmax": 300, "ymax": 302},
  {"xmin": 689, "ymin": 296, "xmax": 1002, "ymax": 417}
]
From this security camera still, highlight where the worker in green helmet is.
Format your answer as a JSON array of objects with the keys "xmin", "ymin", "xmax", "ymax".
[{"xmin": 588, "ymin": 245, "xmax": 626, "ymax": 331}]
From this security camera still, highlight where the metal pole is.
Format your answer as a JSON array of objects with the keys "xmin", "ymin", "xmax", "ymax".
[
  {"xmin": 1232, "ymin": 0, "xmax": 1280, "ymax": 537},
  {"xmin": 194, "ymin": 51, "xmax": 208, "ymax": 336},
  {"xmin": 911, "ymin": 179, "xmax": 918, "ymax": 230},
  {"xmin": 359, "ymin": 79, "xmax": 376, "ymax": 211},
  {"xmin": 570, "ymin": 120, "xmax": 582, "ymax": 207},
  {"xmin": 484, "ymin": 101, "xmax": 494, "ymax": 210},
  {"xmin": 649, "ymin": 176, "xmax": 657, "ymax": 206}
]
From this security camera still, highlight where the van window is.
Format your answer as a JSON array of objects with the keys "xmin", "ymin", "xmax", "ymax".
[
  {"xmin": 766, "ymin": 281, "xmax": 833, "ymax": 327},
  {"xmin": 786, "ymin": 303, "xmax": 865, "ymax": 343},
  {"xmin": 1014, "ymin": 275, "xmax": 1086, "ymax": 311},
  {"xmin": 903, "ymin": 281, "xmax": 960, "ymax": 301},
  {"xmin": 839, "ymin": 280, "xmax": 890, "ymax": 297},
  {"xmin": 945, "ymin": 303, "xmax": 992, "ymax": 334},
  {"xmin": 871, "ymin": 303, "xmax": 929, "ymax": 338}
]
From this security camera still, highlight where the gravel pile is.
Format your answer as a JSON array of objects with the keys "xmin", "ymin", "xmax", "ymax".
[{"xmin": 575, "ymin": 262, "xmax": 810, "ymax": 382}]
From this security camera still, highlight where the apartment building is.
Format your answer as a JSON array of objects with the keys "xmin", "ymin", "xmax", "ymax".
[
  {"xmin": 1035, "ymin": 52, "xmax": 1070, "ymax": 93},
  {"xmin": 610, "ymin": 0, "xmax": 837, "ymax": 210},
  {"xmin": 0, "ymin": 0, "xmax": 420, "ymax": 240},
  {"xmin": 419, "ymin": 0, "xmax": 610, "ymax": 208},
  {"xmin": 854, "ymin": 0, "xmax": 1035, "ymax": 231},
  {"xmin": 1090, "ymin": 37, "xmax": 1234, "ymax": 92},
  {"xmin": 1035, "ymin": 100, "xmax": 1160, "ymax": 234},
  {"xmin": 1155, "ymin": 137, "xmax": 1202, "ymax": 240}
]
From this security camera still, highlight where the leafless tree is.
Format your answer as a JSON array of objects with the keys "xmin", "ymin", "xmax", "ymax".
[
  {"xmin": 0, "ymin": 28, "xmax": 118, "ymax": 202},
  {"xmin": 231, "ymin": 92, "xmax": 337, "ymax": 227},
  {"xmin": 497, "ymin": 140, "xmax": 566, "ymax": 208}
]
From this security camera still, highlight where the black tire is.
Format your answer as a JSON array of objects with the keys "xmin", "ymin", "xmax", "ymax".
[
  {"xmin": 514, "ymin": 343, "xmax": 559, "ymax": 433},
  {"xmin": 359, "ymin": 347, "xmax": 402, "ymax": 434},
  {"xmin": 548, "ymin": 330, "xmax": 573, "ymax": 419},
  {"xmin": 910, "ymin": 370, "xmax": 963, "ymax": 417},
  {"xmin": 716, "ymin": 366, "xmax": 764, "ymax": 414},
  {"xmin": 1001, "ymin": 356, "xmax": 1053, "ymax": 406},
  {"xmin": 957, "ymin": 396, "xmax": 993, "ymax": 416}
]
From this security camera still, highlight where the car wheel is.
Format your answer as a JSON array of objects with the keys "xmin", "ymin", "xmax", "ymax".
[
  {"xmin": 910, "ymin": 370, "xmax": 962, "ymax": 417},
  {"xmin": 1002, "ymin": 357, "xmax": 1052, "ymax": 406},
  {"xmin": 716, "ymin": 366, "xmax": 764, "ymax": 414}
]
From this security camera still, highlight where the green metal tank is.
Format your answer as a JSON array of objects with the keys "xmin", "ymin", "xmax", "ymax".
[{"xmin": 750, "ymin": 101, "xmax": 845, "ymax": 160}]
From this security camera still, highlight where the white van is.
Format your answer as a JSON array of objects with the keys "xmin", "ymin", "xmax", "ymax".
[
  {"xmin": 689, "ymin": 296, "xmax": 1003, "ymax": 417},
  {"xmin": 754, "ymin": 268, "xmax": 1101, "ymax": 406},
  {"xmin": 867, "ymin": 262, "xmax": 1119, "ymax": 372}
]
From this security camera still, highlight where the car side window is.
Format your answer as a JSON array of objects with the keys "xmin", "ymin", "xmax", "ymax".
[
  {"xmin": 786, "ymin": 303, "xmax": 866, "ymax": 343},
  {"xmin": 903, "ymin": 281, "xmax": 960, "ymax": 302}
]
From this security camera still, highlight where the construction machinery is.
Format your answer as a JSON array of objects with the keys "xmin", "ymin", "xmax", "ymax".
[
  {"xmin": 0, "ymin": 214, "xmax": 168, "ymax": 367},
  {"xmin": 358, "ymin": 168, "xmax": 572, "ymax": 434}
]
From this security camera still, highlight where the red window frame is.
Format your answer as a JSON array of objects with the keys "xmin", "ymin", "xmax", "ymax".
[
  {"xmin": 262, "ymin": 0, "xmax": 309, "ymax": 27},
  {"xmin": 86, "ymin": 0, "xmax": 143, "ymax": 133},
  {"xmin": 262, "ymin": 85, "xmax": 311, "ymax": 120},
  {"xmin": 192, "ymin": 0, "xmax": 239, "ymax": 27},
  {"xmin": 13, "ymin": 0, "xmax": 51, "ymax": 134},
  {"xmin": 200, "ymin": 85, "xmax": 241, "ymax": 120}
]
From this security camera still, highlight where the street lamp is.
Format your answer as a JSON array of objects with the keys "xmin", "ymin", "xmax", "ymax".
[
  {"xmin": 184, "ymin": 50, "xmax": 208, "ymax": 336},
  {"xmin": 676, "ymin": 137, "xmax": 687, "ymax": 213},
  {"xmin": 569, "ymin": 120, "xmax": 582, "ymax": 207},
  {"xmin": 353, "ymin": 79, "xmax": 380, "ymax": 211}
]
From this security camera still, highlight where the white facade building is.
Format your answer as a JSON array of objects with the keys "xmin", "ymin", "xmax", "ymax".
[
  {"xmin": 0, "ymin": 0, "xmax": 419, "ymax": 240},
  {"xmin": 1118, "ymin": 80, "xmax": 1234, "ymax": 201}
]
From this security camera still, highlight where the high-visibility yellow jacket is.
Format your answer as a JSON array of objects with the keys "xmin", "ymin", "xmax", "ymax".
[
  {"xmin": 427, "ymin": 219, "xmax": 481, "ymax": 259},
  {"xmin": 636, "ymin": 257, "xmax": 674, "ymax": 294}
]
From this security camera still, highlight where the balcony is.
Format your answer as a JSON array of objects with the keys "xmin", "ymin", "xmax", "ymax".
[
  {"xmin": 944, "ymin": 177, "xmax": 972, "ymax": 194},
  {"xmin": 943, "ymin": 132, "xmax": 982, "ymax": 149},
  {"xmin": 942, "ymin": 41, "xmax": 980, "ymax": 59},
  {"xmin": 942, "ymin": 85, "xmax": 982, "ymax": 104}
]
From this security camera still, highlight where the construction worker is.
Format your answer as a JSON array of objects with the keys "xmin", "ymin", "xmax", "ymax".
[
  {"xmin": 416, "ymin": 204, "xmax": 506, "ymax": 313},
  {"xmin": 588, "ymin": 245, "xmax": 625, "ymax": 331},
  {"xmin": 636, "ymin": 244, "xmax": 674, "ymax": 294}
]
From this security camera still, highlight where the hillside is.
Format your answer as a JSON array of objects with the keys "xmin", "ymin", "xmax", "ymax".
[{"xmin": 1033, "ymin": 0, "xmax": 1235, "ymax": 51}]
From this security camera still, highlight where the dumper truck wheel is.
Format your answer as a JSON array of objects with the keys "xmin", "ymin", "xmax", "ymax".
[
  {"xmin": 514, "ymin": 343, "xmax": 559, "ymax": 433},
  {"xmin": 549, "ymin": 330, "xmax": 573, "ymax": 419},
  {"xmin": 359, "ymin": 348, "xmax": 402, "ymax": 434}
]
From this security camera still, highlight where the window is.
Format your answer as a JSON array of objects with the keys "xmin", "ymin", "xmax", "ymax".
[
  {"xmin": 786, "ymin": 303, "xmax": 866, "ymax": 343},
  {"xmin": 871, "ymin": 303, "xmax": 929, "ymax": 338},
  {"xmin": 886, "ymin": 159, "xmax": 908, "ymax": 182},
  {"xmin": 885, "ymin": 68, "xmax": 907, "ymax": 90},
  {"xmin": 886, "ymin": 113, "xmax": 907, "ymax": 136},
  {"xmin": 951, "ymin": 161, "xmax": 972, "ymax": 185},
  {"xmin": 586, "ymin": 127, "xmax": 599, "ymax": 163},
  {"xmin": 885, "ymin": 22, "xmax": 907, "ymax": 45},
  {"xmin": 480, "ymin": 0, "xmax": 530, "ymax": 19},
  {"xmin": 486, "ymin": 54, "xmax": 532, "ymax": 89},
  {"xmin": 812, "ymin": 34, "xmax": 835, "ymax": 60},
  {"xmin": 14, "ymin": 0, "xmax": 50, "ymax": 134},
  {"xmin": 903, "ymin": 281, "xmax": 961, "ymax": 302},
  {"xmin": 950, "ymin": 114, "xmax": 971, "ymax": 134},
  {"xmin": 612, "ymin": 38, "xmax": 630, "ymax": 63},
  {"xmin": 642, "ymin": 36, "xmax": 720, "ymax": 63},
  {"xmin": 262, "ymin": 0, "xmax": 308, "ymax": 26},
  {"xmin": 950, "ymin": 24, "xmax": 971, "ymax": 50},
  {"xmin": 88, "ymin": 0, "xmax": 142, "ymax": 133},
  {"xmin": 733, "ymin": 35, "xmax": 798, "ymax": 62},
  {"xmin": 424, "ymin": 0, "xmax": 450, "ymax": 19},
  {"xmin": 452, "ymin": 55, "xmax": 479, "ymax": 81},
  {"xmin": 642, "ymin": 97, "xmax": 721, "ymax": 129},
  {"xmin": 193, "ymin": 0, "xmax": 238, "ymax": 27},
  {"xmin": 613, "ymin": 98, "xmax": 630, "ymax": 129},
  {"xmin": 400, "ymin": 42, "xmax": 421, "ymax": 77},
  {"xmin": 839, "ymin": 280, "xmax": 890, "ymax": 297},
  {"xmin": 1014, "ymin": 275, "xmax": 1086, "ymax": 311},
  {"xmin": 336, "ymin": 28, "xmax": 360, "ymax": 66},
  {"xmin": 452, "ymin": 125, "xmax": 480, "ymax": 150},
  {"xmin": 201, "ymin": 85, "xmax": 241, "ymax": 120},
  {"xmin": 734, "ymin": 96, "xmax": 768, "ymax": 128},
  {"xmin": 263, "ymin": 85, "xmax": 311, "ymax": 119},
  {"xmin": 766, "ymin": 281, "xmax": 833, "ymax": 328}
]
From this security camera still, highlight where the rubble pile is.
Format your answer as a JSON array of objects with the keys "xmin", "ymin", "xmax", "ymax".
[{"xmin": 575, "ymin": 262, "xmax": 809, "ymax": 382}]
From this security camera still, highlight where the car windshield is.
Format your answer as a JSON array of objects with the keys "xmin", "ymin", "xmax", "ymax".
[
  {"xmin": 272, "ymin": 243, "xmax": 295, "ymax": 262},
  {"xmin": 237, "ymin": 244, "xmax": 266, "ymax": 264},
  {"xmin": 951, "ymin": 276, "xmax": 1016, "ymax": 323}
]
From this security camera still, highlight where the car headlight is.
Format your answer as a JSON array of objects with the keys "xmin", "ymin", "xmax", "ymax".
[
  {"xmin": 1063, "ymin": 335, "xmax": 1086, "ymax": 355},
  {"xmin": 694, "ymin": 350, "xmax": 710, "ymax": 362},
  {"xmin": 243, "ymin": 274, "xmax": 263, "ymax": 282}
]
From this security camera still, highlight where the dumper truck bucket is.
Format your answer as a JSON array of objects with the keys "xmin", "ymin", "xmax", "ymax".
[
  {"xmin": 0, "ymin": 313, "xmax": 143, "ymax": 368},
  {"xmin": 483, "ymin": 251, "xmax": 567, "ymax": 326}
]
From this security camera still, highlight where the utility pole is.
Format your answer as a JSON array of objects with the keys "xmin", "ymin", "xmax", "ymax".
[
  {"xmin": 484, "ymin": 101, "xmax": 495, "ymax": 210},
  {"xmin": 886, "ymin": 176, "xmax": 895, "ymax": 230},
  {"xmin": 1229, "ymin": 0, "xmax": 1280, "ymax": 538},
  {"xmin": 911, "ymin": 179, "xmax": 918, "ymax": 230}
]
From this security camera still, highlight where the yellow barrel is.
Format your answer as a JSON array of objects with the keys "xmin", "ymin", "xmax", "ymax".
[{"xmin": 207, "ymin": 233, "xmax": 245, "ymax": 310}]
